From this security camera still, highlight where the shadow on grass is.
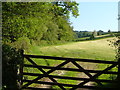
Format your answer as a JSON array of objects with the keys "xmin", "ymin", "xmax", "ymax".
[{"xmin": 96, "ymin": 78, "xmax": 120, "ymax": 89}]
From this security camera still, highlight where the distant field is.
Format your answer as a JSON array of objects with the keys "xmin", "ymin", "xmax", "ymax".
[{"xmin": 30, "ymin": 37, "xmax": 116, "ymax": 61}]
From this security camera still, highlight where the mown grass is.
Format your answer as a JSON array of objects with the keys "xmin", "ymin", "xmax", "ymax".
[
  {"xmin": 31, "ymin": 37, "xmax": 116, "ymax": 60},
  {"xmin": 25, "ymin": 37, "xmax": 117, "ymax": 89}
]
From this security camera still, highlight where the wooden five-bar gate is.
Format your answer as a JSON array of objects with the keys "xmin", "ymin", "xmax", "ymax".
[{"xmin": 19, "ymin": 54, "xmax": 120, "ymax": 90}]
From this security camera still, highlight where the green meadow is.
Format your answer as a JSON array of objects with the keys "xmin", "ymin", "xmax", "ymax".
[
  {"xmin": 30, "ymin": 37, "xmax": 116, "ymax": 61},
  {"xmin": 24, "ymin": 37, "xmax": 117, "ymax": 89}
]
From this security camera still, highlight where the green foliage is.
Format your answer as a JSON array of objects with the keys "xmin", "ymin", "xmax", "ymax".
[
  {"xmin": 2, "ymin": 44, "xmax": 23, "ymax": 89},
  {"xmin": 52, "ymin": 1, "xmax": 79, "ymax": 18},
  {"xmin": 2, "ymin": 15, "xmax": 28, "ymax": 42},
  {"xmin": 74, "ymin": 31, "xmax": 92, "ymax": 38},
  {"xmin": 2, "ymin": 2, "xmax": 79, "ymax": 47},
  {"xmin": 89, "ymin": 30, "xmax": 97, "ymax": 40},
  {"xmin": 56, "ymin": 16, "xmax": 74, "ymax": 41},
  {"xmin": 11, "ymin": 37, "xmax": 31, "ymax": 52},
  {"xmin": 2, "ymin": 2, "xmax": 79, "ymax": 89},
  {"xmin": 108, "ymin": 32, "xmax": 120, "ymax": 60},
  {"xmin": 97, "ymin": 30, "xmax": 104, "ymax": 35},
  {"xmin": 93, "ymin": 30, "xmax": 98, "ymax": 37},
  {"xmin": 89, "ymin": 35, "xmax": 95, "ymax": 40}
]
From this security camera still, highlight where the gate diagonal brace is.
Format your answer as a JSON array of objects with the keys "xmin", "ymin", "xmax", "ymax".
[
  {"xmin": 22, "ymin": 56, "xmax": 70, "ymax": 90},
  {"xmin": 23, "ymin": 57, "xmax": 66, "ymax": 90},
  {"xmin": 71, "ymin": 61, "xmax": 103, "ymax": 86},
  {"xmin": 70, "ymin": 63, "xmax": 117, "ymax": 90}
]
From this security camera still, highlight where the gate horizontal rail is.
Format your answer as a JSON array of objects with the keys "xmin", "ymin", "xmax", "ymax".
[
  {"xmin": 24, "ymin": 55, "xmax": 117, "ymax": 64},
  {"xmin": 24, "ymin": 64, "xmax": 118, "ymax": 74},
  {"xmin": 20, "ymin": 54, "xmax": 119, "ymax": 90},
  {"xmin": 23, "ymin": 80, "xmax": 118, "ymax": 89},
  {"xmin": 23, "ymin": 72, "xmax": 117, "ymax": 83}
]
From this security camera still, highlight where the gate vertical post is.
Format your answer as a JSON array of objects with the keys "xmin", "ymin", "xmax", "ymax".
[{"xmin": 19, "ymin": 50, "xmax": 24, "ymax": 89}]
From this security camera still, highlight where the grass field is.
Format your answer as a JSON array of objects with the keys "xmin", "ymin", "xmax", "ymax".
[
  {"xmin": 25, "ymin": 37, "xmax": 117, "ymax": 89},
  {"xmin": 30, "ymin": 37, "xmax": 116, "ymax": 61}
]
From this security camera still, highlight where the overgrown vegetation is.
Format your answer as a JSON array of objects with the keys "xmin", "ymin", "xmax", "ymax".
[
  {"xmin": 2, "ymin": 44, "xmax": 23, "ymax": 89},
  {"xmin": 2, "ymin": 2, "xmax": 79, "ymax": 50},
  {"xmin": 111, "ymin": 32, "xmax": 120, "ymax": 87}
]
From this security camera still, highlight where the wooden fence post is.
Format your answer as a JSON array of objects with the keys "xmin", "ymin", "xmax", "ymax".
[{"xmin": 19, "ymin": 50, "xmax": 24, "ymax": 89}]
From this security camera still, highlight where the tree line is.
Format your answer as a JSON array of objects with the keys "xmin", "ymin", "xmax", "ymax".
[
  {"xmin": 74, "ymin": 30, "xmax": 114, "ymax": 39},
  {"xmin": 2, "ymin": 2, "xmax": 79, "ymax": 50}
]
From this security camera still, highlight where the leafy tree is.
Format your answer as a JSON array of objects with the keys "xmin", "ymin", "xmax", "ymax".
[
  {"xmin": 2, "ymin": 2, "xmax": 80, "ymax": 89},
  {"xmin": 98, "ymin": 30, "xmax": 104, "ymax": 35},
  {"xmin": 74, "ymin": 31, "xmax": 93, "ymax": 38},
  {"xmin": 108, "ymin": 29, "xmax": 111, "ymax": 33},
  {"xmin": 2, "ymin": 2, "xmax": 79, "ymax": 46},
  {"xmin": 52, "ymin": 1, "xmax": 79, "ymax": 18},
  {"xmin": 89, "ymin": 30, "xmax": 97, "ymax": 40},
  {"xmin": 93, "ymin": 30, "xmax": 98, "ymax": 36}
]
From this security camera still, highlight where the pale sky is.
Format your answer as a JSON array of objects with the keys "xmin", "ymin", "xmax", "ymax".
[{"xmin": 70, "ymin": 1, "xmax": 118, "ymax": 32}]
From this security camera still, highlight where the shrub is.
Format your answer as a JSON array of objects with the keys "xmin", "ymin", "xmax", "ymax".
[
  {"xmin": 11, "ymin": 37, "xmax": 31, "ymax": 52},
  {"xmin": 2, "ymin": 44, "xmax": 23, "ymax": 89}
]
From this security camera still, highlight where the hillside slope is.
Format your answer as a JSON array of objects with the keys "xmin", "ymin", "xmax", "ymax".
[{"xmin": 30, "ymin": 37, "xmax": 116, "ymax": 61}]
